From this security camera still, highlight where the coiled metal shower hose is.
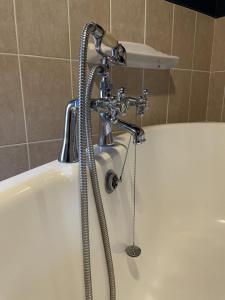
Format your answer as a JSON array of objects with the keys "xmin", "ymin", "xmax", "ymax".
[
  {"xmin": 85, "ymin": 65, "xmax": 116, "ymax": 300},
  {"xmin": 78, "ymin": 23, "xmax": 116, "ymax": 300}
]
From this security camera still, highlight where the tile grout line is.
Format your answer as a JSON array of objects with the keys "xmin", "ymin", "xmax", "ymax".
[
  {"xmin": 209, "ymin": 18, "xmax": 216, "ymax": 73},
  {"xmin": 170, "ymin": 4, "xmax": 175, "ymax": 56},
  {"xmin": 205, "ymin": 18, "xmax": 216, "ymax": 121},
  {"xmin": 66, "ymin": 0, "xmax": 74, "ymax": 98},
  {"xmin": 166, "ymin": 4, "xmax": 175, "ymax": 123},
  {"xmin": 0, "ymin": 52, "xmax": 71, "ymax": 62},
  {"xmin": 166, "ymin": 72, "xmax": 171, "ymax": 124},
  {"xmin": 206, "ymin": 71, "xmax": 212, "ymax": 121},
  {"xmin": 19, "ymin": 53, "xmax": 70, "ymax": 61},
  {"xmin": 0, "ymin": 139, "xmax": 62, "ymax": 149},
  {"xmin": 0, "ymin": 142, "xmax": 27, "ymax": 149},
  {"xmin": 143, "ymin": 0, "xmax": 147, "ymax": 44},
  {"xmin": 0, "ymin": 52, "xmax": 212, "ymax": 73},
  {"xmin": 0, "ymin": 51, "xmax": 71, "ymax": 61},
  {"xmin": 109, "ymin": 0, "xmax": 112, "ymax": 32},
  {"xmin": 141, "ymin": 67, "xmax": 144, "ymax": 128},
  {"xmin": 29, "ymin": 138, "xmax": 62, "ymax": 145},
  {"xmin": 187, "ymin": 73, "xmax": 193, "ymax": 121},
  {"xmin": 220, "ymin": 87, "xmax": 225, "ymax": 121},
  {"xmin": 187, "ymin": 12, "xmax": 197, "ymax": 121},
  {"xmin": 0, "ymin": 52, "xmax": 17, "ymax": 56},
  {"xmin": 12, "ymin": 0, "xmax": 31, "ymax": 169},
  {"xmin": 174, "ymin": 68, "xmax": 210, "ymax": 73},
  {"xmin": 191, "ymin": 12, "xmax": 198, "ymax": 67},
  {"xmin": 141, "ymin": 0, "xmax": 147, "ymax": 127}
]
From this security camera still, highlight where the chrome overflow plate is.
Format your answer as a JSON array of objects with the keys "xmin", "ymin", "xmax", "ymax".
[{"xmin": 105, "ymin": 170, "xmax": 119, "ymax": 194}]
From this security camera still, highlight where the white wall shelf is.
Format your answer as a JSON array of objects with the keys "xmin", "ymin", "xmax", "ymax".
[{"xmin": 88, "ymin": 41, "xmax": 179, "ymax": 70}]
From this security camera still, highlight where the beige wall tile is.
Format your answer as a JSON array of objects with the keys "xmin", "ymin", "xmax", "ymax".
[
  {"xmin": 172, "ymin": 6, "xmax": 196, "ymax": 69},
  {"xmin": 20, "ymin": 56, "xmax": 71, "ymax": 142},
  {"xmin": 71, "ymin": 60, "xmax": 78, "ymax": 97},
  {"xmin": 16, "ymin": 0, "xmax": 70, "ymax": 58},
  {"xmin": 143, "ymin": 69, "xmax": 170, "ymax": 125},
  {"xmin": 221, "ymin": 85, "xmax": 225, "ymax": 121},
  {"xmin": 70, "ymin": 0, "xmax": 110, "ymax": 59},
  {"xmin": 146, "ymin": 0, "xmax": 173, "ymax": 54},
  {"xmin": 0, "ymin": 145, "xmax": 28, "ymax": 180},
  {"xmin": 0, "ymin": 0, "xmax": 17, "ymax": 53},
  {"xmin": 211, "ymin": 17, "xmax": 225, "ymax": 71},
  {"xmin": 91, "ymin": 111, "xmax": 100, "ymax": 135},
  {"xmin": 0, "ymin": 55, "xmax": 26, "ymax": 146},
  {"xmin": 189, "ymin": 71, "xmax": 210, "ymax": 121},
  {"xmin": 29, "ymin": 140, "xmax": 61, "ymax": 168},
  {"xmin": 207, "ymin": 72, "xmax": 225, "ymax": 121},
  {"xmin": 112, "ymin": 66, "xmax": 143, "ymax": 96},
  {"xmin": 111, "ymin": 0, "xmax": 145, "ymax": 43},
  {"xmin": 193, "ymin": 13, "xmax": 214, "ymax": 71},
  {"xmin": 167, "ymin": 69, "xmax": 192, "ymax": 123}
]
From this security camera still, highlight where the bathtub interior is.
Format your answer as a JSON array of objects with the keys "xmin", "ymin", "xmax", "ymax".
[{"xmin": 1, "ymin": 123, "xmax": 225, "ymax": 300}]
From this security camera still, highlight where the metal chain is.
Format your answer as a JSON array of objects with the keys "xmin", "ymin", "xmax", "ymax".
[
  {"xmin": 119, "ymin": 136, "xmax": 137, "ymax": 246},
  {"xmin": 132, "ymin": 143, "xmax": 137, "ymax": 245},
  {"xmin": 125, "ymin": 141, "xmax": 141, "ymax": 258},
  {"xmin": 119, "ymin": 135, "xmax": 132, "ymax": 182}
]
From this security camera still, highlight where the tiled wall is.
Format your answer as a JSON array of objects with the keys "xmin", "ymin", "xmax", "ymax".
[
  {"xmin": 0, "ymin": 0, "xmax": 217, "ymax": 180},
  {"xmin": 207, "ymin": 17, "xmax": 225, "ymax": 121}
]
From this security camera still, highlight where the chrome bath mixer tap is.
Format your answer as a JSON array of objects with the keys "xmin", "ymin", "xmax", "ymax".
[
  {"xmin": 59, "ymin": 23, "xmax": 149, "ymax": 163},
  {"xmin": 58, "ymin": 21, "xmax": 149, "ymax": 300}
]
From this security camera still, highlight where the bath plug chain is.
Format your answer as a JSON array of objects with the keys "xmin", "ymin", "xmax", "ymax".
[
  {"xmin": 133, "ymin": 143, "xmax": 137, "ymax": 245},
  {"xmin": 119, "ymin": 135, "xmax": 132, "ymax": 182},
  {"xmin": 126, "ymin": 143, "xmax": 142, "ymax": 258}
]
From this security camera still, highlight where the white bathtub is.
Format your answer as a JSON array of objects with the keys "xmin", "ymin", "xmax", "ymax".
[{"xmin": 1, "ymin": 123, "xmax": 225, "ymax": 300}]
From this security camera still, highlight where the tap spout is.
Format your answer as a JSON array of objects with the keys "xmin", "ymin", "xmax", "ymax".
[
  {"xmin": 114, "ymin": 119, "xmax": 145, "ymax": 144},
  {"xmin": 58, "ymin": 99, "xmax": 79, "ymax": 163}
]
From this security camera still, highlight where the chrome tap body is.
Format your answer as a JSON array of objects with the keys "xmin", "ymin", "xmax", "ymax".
[
  {"xmin": 92, "ymin": 62, "xmax": 148, "ymax": 147},
  {"xmin": 59, "ymin": 25, "xmax": 149, "ymax": 163},
  {"xmin": 112, "ymin": 119, "xmax": 145, "ymax": 144},
  {"xmin": 58, "ymin": 22, "xmax": 149, "ymax": 300}
]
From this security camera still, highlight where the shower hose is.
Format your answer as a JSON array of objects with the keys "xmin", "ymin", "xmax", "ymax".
[{"xmin": 78, "ymin": 22, "xmax": 116, "ymax": 300}]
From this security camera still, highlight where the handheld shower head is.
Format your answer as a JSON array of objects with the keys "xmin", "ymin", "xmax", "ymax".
[{"xmin": 91, "ymin": 23, "xmax": 127, "ymax": 66}]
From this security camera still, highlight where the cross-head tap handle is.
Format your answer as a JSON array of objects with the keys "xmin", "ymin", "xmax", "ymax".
[
  {"xmin": 143, "ymin": 89, "xmax": 148, "ymax": 100},
  {"xmin": 117, "ymin": 87, "xmax": 125, "ymax": 100},
  {"xmin": 116, "ymin": 87, "xmax": 129, "ymax": 116}
]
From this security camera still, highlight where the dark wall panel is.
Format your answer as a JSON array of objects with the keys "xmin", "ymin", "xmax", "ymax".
[
  {"xmin": 166, "ymin": 0, "xmax": 225, "ymax": 18},
  {"xmin": 215, "ymin": 0, "xmax": 225, "ymax": 18}
]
